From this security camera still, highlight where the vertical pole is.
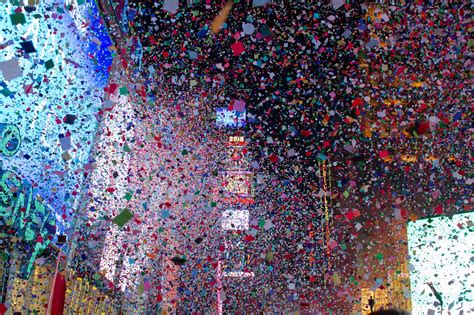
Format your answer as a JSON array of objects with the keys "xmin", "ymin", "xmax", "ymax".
[{"xmin": 216, "ymin": 260, "xmax": 223, "ymax": 315}]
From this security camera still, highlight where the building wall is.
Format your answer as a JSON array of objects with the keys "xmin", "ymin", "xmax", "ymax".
[
  {"xmin": 0, "ymin": 0, "xmax": 111, "ymax": 216},
  {"xmin": 4, "ymin": 249, "xmax": 55, "ymax": 314},
  {"xmin": 359, "ymin": 288, "xmax": 389, "ymax": 314},
  {"xmin": 64, "ymin": 271, "xmax": 118, "ymax": 314},
  {"xmin": 387, "ymin": 261, "xmax": 411, "ymax": 311},
  {"xmin": 1, "ymin": 0, "xmax": 113, "ymax": 308}
]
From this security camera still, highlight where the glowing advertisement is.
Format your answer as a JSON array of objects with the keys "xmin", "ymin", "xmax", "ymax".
[
  {"xmin": 216, "ymin": 108, "xmax": 246, "ymax": 128},
  {"xmin": 222, "ymin": 209, "xmax": 249, "ymax": 231},
  {"xmin": 0, "ymin": 0, "xmax": 112, "ymax": 218},
  {"xmin": 0, "ymin": 123, "xmax": 67, "ymax": 278},
  {"xmin": 0, "ymin": 0, "xmax": 112, "ymax": 278},
  {"xmin": 227, "ymin": 135, "xmax": 246, "ymax": 147},
  {"xmin": 222, "ymin": 171, "xmax": 253, "ymax": 198},
  {"xmin": 407, "ymin": 212, "xmax": 474, "ymax": 313},
  {"xmin": 222, "ymin": 236, "xmax": 252, "ymax": 275}
]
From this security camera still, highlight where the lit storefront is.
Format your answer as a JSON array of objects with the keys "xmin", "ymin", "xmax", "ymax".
[
  {"xmin": 64, "ymin": 270, "xmax": 118, "ymax": 314},
  {"xmin": 407, "ymin": 212, "xmax": 473, "ymax": 313}
]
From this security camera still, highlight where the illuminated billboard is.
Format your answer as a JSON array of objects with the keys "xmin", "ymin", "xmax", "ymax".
[
  {"xmin": 222, "ymin": 235, "xmax": 252, "ymax": 274},
  {"xmin": 222, "ymin": 209, "xmax": 249, "ymax": 231},
  {"xmin": 407, "ymin": 212, "xmax": 474, "ymax": 313},
  {"xmin": 0, "ymin": 0, "xmax": 112, "ymax": 217},
  {"xmin": 221, "ymin": 171, "xmax": 253, "ymax": 198},
  {"xmin": 0, "ymin": 123, "xmax": 72, "ymax": 278},
  {"xmin": 0, "ymin": 0, "xmax": 112, "ymax": 279},
  {"xmin": 0, "ymin": 168, "xmax": 59, "ymax": 278},
  {"xmin": 227, "ymin": 135, "xmax": 246, "ymax": 147},
  {"xmin": 216, "ymin": 108, "xmax": 246, "ymax": 128}
]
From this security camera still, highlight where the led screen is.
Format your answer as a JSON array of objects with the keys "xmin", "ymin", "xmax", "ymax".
[
  {"xmin": 221, "ymin": 171, "xmax": 253, "ymax": 198},
  {"xmin": 222, "ymin": 209, "xmax": 249, "ymax": 231},
  {"xmin": 407, "ymin": 212, "xmax": 474, "ymax": 313},
  {"xmin": 216, "ymin": 108, "xmax": 246, "ymax": 128},
  {"xmin": 0, "ymin": 0, "xmax": 112, "ymax": 217},
  {"xmin": 0, "ymin": 0, "xmax": 112, "ymax": 278},
  {"xmin": 222, "ymin": 236, "xmax": 252, "ymax": 274}
]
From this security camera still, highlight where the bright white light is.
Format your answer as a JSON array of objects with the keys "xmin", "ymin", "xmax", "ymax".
[
  {"xmin": 222, "ymin": 210, "xmax": 249, "ymax": 230},
  {"xmin": 223, "ymin": 271, "xmax": 254, "ymax": 278},
  {"xmin": 0, "ymin": 0, "xmax": 105, "ymax": 214},
  {"xmin": 407, "ymin": 212, "xmax": 474, "ymax": 313}
]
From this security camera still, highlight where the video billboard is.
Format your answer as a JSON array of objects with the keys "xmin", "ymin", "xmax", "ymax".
[
  {"xmin": 1, "ymin": 0, "xmax": 112, "ymax": 277},
  {"xmin": 407, "ymin": 212, "xmax": 474, "ymax": 313},
  {"xmin": 0, "ymin": 0, "xmax": 112, "ymax": 216}
]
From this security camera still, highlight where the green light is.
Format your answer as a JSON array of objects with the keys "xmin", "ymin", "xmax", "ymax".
[{"xmin": 0, "ymin": 124, "xmax": 56, "ymax": 279}]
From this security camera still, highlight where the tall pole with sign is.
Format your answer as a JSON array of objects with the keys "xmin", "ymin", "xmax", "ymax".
[{"xmin": 215, "ymin": 102, "xmax": 253, "ymax": 314}]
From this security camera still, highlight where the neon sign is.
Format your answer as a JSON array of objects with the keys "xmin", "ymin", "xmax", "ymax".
[
  {"xmin": 0, "ymin": 123, "xmax": 57, "ymax": 279},
  {"xmin": 0, "ymin": 124, "xmax": 21, "ymax": 157},
  {"xmin": 227, "ymin": 135, "xmax": 246, "ymax": 147}
]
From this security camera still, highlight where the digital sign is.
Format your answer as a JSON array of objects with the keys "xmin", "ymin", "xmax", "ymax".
[
  {"xmin": 223, "ymin": 271, "xmax": 254, "ymax": 278},
  {"xmin": 0, "ymin": 123, "xmax": 70, "ymax": 278},
  {"xmin": 227, "ymin": 135, "xmax": 246, "ymax": 147},
  {"xmin": 216, "ymin": 108, "xmax": 246, "ymax": 128},
  {"xmin": 222, "ymin": 209, "xmax": 249, "ymax": 231},
  {"xmin": 0, "ymin": 0, "xmax": 112, "ymax": 217},
  {"xmin": 0, "ymin": 121, "xmax": 72, "ymax": 277},
  {"xmin": 221, "ymin": 171, "xmax": 253, "ymax": 198},
  {"xmin": 0, "ymin": 168, "xmax": 58, "ymax": 278},
  {"xmin": 407, "ymin": 212, "xmax": 474, "ymax": 313},
  {"xmin": 222, "ymin": 236, "xmax": 252, "ymax": 275},
  {"xmin": 0, "ymin": 123, "xmax": 21, "ymax": 157},
  {"xmin": 0, "ymin": 0, "xmax": 128, "ymax": 286}
]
